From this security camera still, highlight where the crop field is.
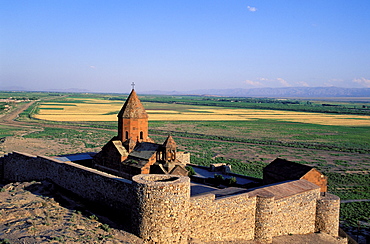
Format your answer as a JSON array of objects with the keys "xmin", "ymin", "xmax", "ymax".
[
  {"xmin": 34, "ymin": 98, "xmax": 370, "ymax": 126},
  {"xmin": 2, "ymin": 91, "xmax": 370, "ymax": 232},
  {"xmin": 0, "ymin": 125, "xmax": 25, "ymax": 138}
]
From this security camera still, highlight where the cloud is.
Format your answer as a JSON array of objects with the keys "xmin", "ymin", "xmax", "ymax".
[
  {"xmin": 89, "ymin": 66, "xmax": 96, "ymax": 69},
  {"xmin": 244, "ymin": 80, "xmax": 263, "ymax": 86},
  {"xmin": 244, "ymin": 77, "xmax": 296, "ymax": 87},
  {"xmin": 296, "ymin": 81, "xmax": 309, "ymax": 87},
  {"xmin": 323, "ymin": 82, "xmax": 335, "ymax": 87},
  {"xmin": 277, "ymin": 78, "xmax": 291, "ymax": 87},
  {"xmin": 247, "ymin": 6, "xmax": 257, "ymax": 12},
  {"xmin": 353, "ymin": 77, "xmax": 370, "ymax": 87}
]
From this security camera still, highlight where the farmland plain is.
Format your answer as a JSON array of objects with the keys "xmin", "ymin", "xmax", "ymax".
[
  {"xmin": 0, "ymin": 91, "xmax": 370, "ymax": 233},
  {"xmin": 34, "ymin": 98, "xmax": 370, "ymax": 126}
]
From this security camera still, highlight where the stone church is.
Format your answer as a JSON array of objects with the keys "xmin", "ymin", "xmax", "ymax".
[{"xmin": 93, "ymin": 89, "xmax": 189, "ymax": 179}]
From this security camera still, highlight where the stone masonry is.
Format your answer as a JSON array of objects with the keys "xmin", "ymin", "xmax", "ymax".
[
  {"xmin": 0, "ymin": 151, "xmax": 340, "ymax": 243},
  {"xmin": 315, "ymin": 193, "xmax": 341, "ymax": 236},
  {"xmin": 132, "ymin": 175, "xmax": 190, "ymax": 243}
]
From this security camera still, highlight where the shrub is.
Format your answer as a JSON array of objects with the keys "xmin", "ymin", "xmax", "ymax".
[
  {"xmin": 227, "ymin": 177, "xmax": 237, "ymax": 186},
  {"xmin": 185, "ymin": 166, "xmax": 196, "ymax": 176},
  {"xmin": 89, "ymin": 215, "xmax": 98, "ymax": 221},
  {"xmin": 100, "ymin": 224, "xmax": 111, "ymax": 232},
  {"xmin": 214, "ymin": 174, "xmax": 224, "ymax": 185}
]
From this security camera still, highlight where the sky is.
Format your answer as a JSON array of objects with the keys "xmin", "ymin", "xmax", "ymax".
[{"xmin": 1, "ymin": 1, "xmax": 370, "ymax": 93}]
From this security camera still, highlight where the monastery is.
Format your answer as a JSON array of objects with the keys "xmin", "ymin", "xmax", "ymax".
[
  {"xmin": 92, "ymin": 89, "xmax": 189, "ymax": 179},
  {"xmin": 92, "ymin": 89, "xmax": 329, "ymax": 195},
  {"xmin": 0, "ymin": 89, "xmax": 344, "ymax": 243}
]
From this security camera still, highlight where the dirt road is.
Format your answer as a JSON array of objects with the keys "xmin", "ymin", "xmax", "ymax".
[{"xmin": 0, "ymin": 101, "xmax": 116, "ymax": 132}]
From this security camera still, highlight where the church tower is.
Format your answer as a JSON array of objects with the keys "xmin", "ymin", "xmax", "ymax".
[
  {"xmin": 161, "ymin": 135, "xmax": 177, "ymax": 162},
  {"xmin": 117, "ymin": 89, "xmax": 150, "ymax": 143},
  {"xmin": 94, "ymin": 86, "xmax": 188, "ymax": 178}
]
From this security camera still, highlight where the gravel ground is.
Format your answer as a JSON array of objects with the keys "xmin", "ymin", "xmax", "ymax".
[{"xmin": 0, "ymin": 181, "xmax": 143, "ymax": 244}]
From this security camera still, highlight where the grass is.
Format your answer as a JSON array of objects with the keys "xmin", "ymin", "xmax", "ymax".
[
  {"xmin": 39, "ymin": 107, "xmax": 65, "ymax": 110},
  {"xmin": 15, "ymin": 93, "xmax": 370, "ymax": 152},
  {"xmin": 0, "ymin": 125, "xmax": 25, "ymax": 138},
  {"xmin": 22, "ymin": 127, "xmax": 116, "ymax": 151},
  {"xmin": 149, "ymin": 120, "xmax": 370, "ymax": 153},
  {"xmin": 0, "ymin": 239, "xmax": 11, "ymax": 244},
  {"xmin": 0, "ymin": 102, "xmax": 6, "ymax": 112},
  {"xmin": 340, "ymin": 202, "xmax": 370, "ymax": 227},
  {"xmin": 327, "ymin": 172, "xmax": 370, "ymax": 200},
  {"xmin": 100, "ymin": 223, "xmax": 111, "ymax": 232},
  {"xmin": 26, "ymin": 96, "xmax": 370, "ymax": 152}
]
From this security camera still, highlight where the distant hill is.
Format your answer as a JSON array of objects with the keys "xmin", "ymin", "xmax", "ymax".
[
  {"xmin": 0, "ymin": 87, "xmax": 90, "ymax": 93},
  {"xmin": 143, "ymin": 87, "xmax": 370, "ymax": 97},
  {"xmin": 1, "ymin": 86, "xmax": 370, "ymax": 97},
  {"xmin": 0, "ymin": 86, "xmax": 28, "ymax": 91},
  {"xmin": 47, "ymin": 88, "xmax": 90, "ymax": 93}
]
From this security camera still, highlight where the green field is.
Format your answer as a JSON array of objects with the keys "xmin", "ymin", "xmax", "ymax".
[
  {"xmin": 149, "ymin": 120, "xmax": 370, "ymax": 153},
  {"xmin": 0, "ymin": 125, "xmax": 26, "ymax": 138},
  {"xmin": 1, "ymin": 90, "xmax": 370, "ymax": 228}
]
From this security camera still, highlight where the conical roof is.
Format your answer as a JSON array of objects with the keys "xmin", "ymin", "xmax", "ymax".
[
  {"xmin": 163, "ymin": 135, "xmax": 177, "ymax": 148},
  {"xmin": 118, "ymin": 89, "xmax": 148, "ymax": 119}
]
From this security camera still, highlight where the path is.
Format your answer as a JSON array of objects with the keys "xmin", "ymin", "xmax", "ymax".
[
  {"xmin": 341, "ymin": 199, "xmax": 370, "ymax": 203},
  {"xmin": 0, "ymin": 100, "xmax": 36, "ymax": 123},
  {"xmin": 0, "ymin": 100, "xmax": 116, "ymax": 132}
]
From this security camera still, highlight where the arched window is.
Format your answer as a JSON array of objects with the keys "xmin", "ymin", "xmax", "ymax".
[
  {"xmin": 140, "ymin": 131, "xmax": 143, "ymax": 140},
  {"xmin": 125, "ymin": 131, "xmax": 129, "ymax": 139}
]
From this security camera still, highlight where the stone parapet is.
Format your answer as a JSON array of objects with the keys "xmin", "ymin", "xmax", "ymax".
[
  {"xmin": 315, "ymin": 193, "xmax": 340, "ymax": 236},
  {"xmin": 273, "ymin": 189, "xmax": 320, "ymax": 236},
  {"xmin": 176, "ymin": 152, "xmax": 190, "ymax": 165},
  {"xmin": 132, "ymin": 174, "xmax": 190, "ymax": 243},
  {"xmin": 1, "ymin": 152, "xmax": 341, "ymax": 243},
  {"xmin": 189, "ymin": 193, "xmax": 256, "ymax": 242},
  {"xmin": 254, "ymin": 193, "xmax": 275, "ymax": 243},
  {"xmin": 1, "ymin": 152, "xmax": 134, "ymax": 220}
]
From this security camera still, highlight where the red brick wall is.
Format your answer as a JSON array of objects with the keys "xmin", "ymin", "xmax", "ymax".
[
  {"xmin": 141, "ymin": 154, "xmax": 157, "ymax": 174},
  {"xmin": 118, "ymin": 118, "xmax": 148, "ymax": 142},
  {"xmin": 301, "ymin": 169, "xmax": 327, "ymax": 192}
]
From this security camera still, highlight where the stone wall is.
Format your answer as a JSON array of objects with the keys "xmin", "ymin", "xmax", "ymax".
[
  {"xmin": 254, "ymin": 194, "xmax": 275, "ymax": 242},
  {"xmin": 121, "ymin": 118, "xmax": 149, "ymax": 142},
  {"xmin": 189, "ymin": 193, "xmax": 256, "ymax": 242},
  {"xmin": 0, "ymin": 156, "xmax": 4, "ymax": 180},
  {"xmin": 176, "ymin": 151, "xmax": 190, "ymax": 165},
  {"xmin": 1, "ymin": 151, "xmax": 134, "ymax": 220},
  {"xmin": 302, "ymin": 168, "xmax": 328, "ymax": 193},
  {"xmin": 315, "ymin": 193, "xmax": 340, "ymax": 236},
  {"xmin": 188, "ymin": 180, "xmax": 326, "ymax": 243},
  {"xmin": 1, "ymin": 152, "xmax": 340, "ymax": 243},
  {"xmin": 132, "ymin": 174, "xmax": 190, "ymax": 243},
  {"xmin": 273, "ymin": 190, "xmax": 320, "ymax": 236}
]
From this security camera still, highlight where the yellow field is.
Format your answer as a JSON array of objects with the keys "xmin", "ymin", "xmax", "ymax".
[{"xmin": 34, "ymin": 98, "xmax": 370, "ymax": 126}]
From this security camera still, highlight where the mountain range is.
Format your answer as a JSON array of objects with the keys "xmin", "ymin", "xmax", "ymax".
[
  {"xmin": 143, "ymin": 87, "xmax": 370, "ymax": 98},
  {"xmin": 1, "ymin": 86, "xmax": 370, "ymax": 98}
]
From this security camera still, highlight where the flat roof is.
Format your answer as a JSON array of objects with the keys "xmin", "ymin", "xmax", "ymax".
[
  {"xmin": 190, "ymin": 183, "xmax": 219, "ymax": 196},
  {"xmin": 54, "ymin": 153, "xmax": 95, "ymax": 162},
  {"xmin": 190, "ymin": 180, "xmax": 319, "ymax": 200},
  {"xmin": 247, "ymin": 180, "xmax": 320, "ymax": 200},
  {"xmin": 191, "ymin": 165, "xmax": 260, "ymax": 185}
]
